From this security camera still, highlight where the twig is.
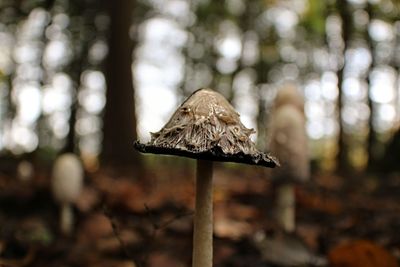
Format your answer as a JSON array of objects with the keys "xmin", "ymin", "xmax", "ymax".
[
  {"xmin": 144, "ymin": 203, "xmax": 194, "ymax": 234},
  {"xmin": 102, "ymin": 204, "xmax": 142, "ymax": 267},
  {"xmin": 142, "ymin": 203, "xmax": 193, "ymax": 265},
  {"xmin": 157, "ymin": 210, "xmax": 194, "ymax": 231},
  {"xmin": 104, "ymin": 202, "xmax": 193, "ymax": 267}
]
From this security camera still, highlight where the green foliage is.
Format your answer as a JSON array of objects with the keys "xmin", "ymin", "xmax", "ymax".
[
  {"xmin": 35, "ymin": 146, "xmax": 59, "ymax": 167},
  {"xmin": 16, "ymin": 222, "xmax": 54, "ymax": 245},
  {"xmin": 196, "ymin": 1, "xmax": 229, "ymax": 23},
  {"xmin": 301, "ymin": 0, "xmax": 326, "ymax": 37}
]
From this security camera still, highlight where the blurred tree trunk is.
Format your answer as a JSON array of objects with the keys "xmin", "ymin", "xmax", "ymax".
[
  {"xmin": 365, "ymin": 2, "xmax": 378, "ymax": 171},
  {"xmin": 63, "ymin": 0, "xmax": 89, "ymax": 154},
  {"xmin": 102, "ymin": 0, "xmax": 139, "ymax": 167},
  {"xmin": 336, "ymin": 0, "xmax": 351, "ymax": 172},
  {"xmin": 256, "ymin": 43, "xmax": 270, "ymax": 150},
  {"xmin": 381, "ymin": 127, "xmax": 400, "ymax": 172}
]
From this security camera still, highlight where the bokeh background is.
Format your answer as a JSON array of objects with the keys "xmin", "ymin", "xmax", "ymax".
[
  {"xmin": 0, "ymin": 0, "xmax": 399, "ymax": 172},
  {"xmin": 0, "ymin": 0, "xmax": 400, "ymax": 266}
]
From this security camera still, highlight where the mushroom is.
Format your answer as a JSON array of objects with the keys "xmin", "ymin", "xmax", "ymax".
[
  {"xmin": 273, "ymin": 83, "xmax": 305, "ymax": 114},
  {"xmin": 134, "ymin": 88, "xmax": 278, "ymax": 267},
  {"xmin": 268, "ymin": 85, "xmax": 309, "ymax": 232},
  {"xmin": 17, "ymin": 160, "xmax": 34, "ymax": 182},
  {"xmin": 51, "ymin": 153, "xmax": 84, "ymax": 236}
]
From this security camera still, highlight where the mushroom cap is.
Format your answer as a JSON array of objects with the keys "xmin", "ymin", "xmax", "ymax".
[
  {"xmin": 268, "ymin": 105, "xmax": 309, "ymax": 183},
  {"xmin": 135, "ymin": 88, "xmax": 278, "ymax": 167},
  {"xmin": 51, "ymin": 153, "xmax": 84, "ymax": 203},
  {"xmin": 274, "ymin": 84, "xmax": 305, "ymax": 113}
]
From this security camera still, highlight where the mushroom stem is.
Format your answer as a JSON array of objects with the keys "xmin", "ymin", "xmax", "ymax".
[
  {"xmin": 192, "ymin": 160, "xmax": 213, "ymax": 267},
  {"xmin": 60, "ymin": 202, "xmax": 73, "ymax": 236},
  {"xmin": 276, "ymin": 183, "xmax": 295, "ymax": 233}
]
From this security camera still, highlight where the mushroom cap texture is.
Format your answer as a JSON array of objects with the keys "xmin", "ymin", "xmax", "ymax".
[
  {"xmin": 135, "ymin": 88, "xmax": 278, "ymax": 167},
  {"xmin": 51, "ymin": 153, "xmax": 84, "ymax": 203},
  {"xmin": 267, "ymin": 105, "xmax": 309, "ymax": 182}
]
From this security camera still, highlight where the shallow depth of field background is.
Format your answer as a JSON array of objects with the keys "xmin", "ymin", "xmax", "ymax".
[{"xmin": 0, "ymin": 0, "xmax": 400, "ymax": 266}]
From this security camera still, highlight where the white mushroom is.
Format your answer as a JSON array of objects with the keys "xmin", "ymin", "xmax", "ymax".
[
  {"xmin": 268, "ymin": 86, "xmax": 309, "ymax": 233},
  {"xmin": 273, "ymin": 83, "xmax": 305, "ymax": 114},
  {"xmin": 51, "ymin": 153, "xmax": 84, "ymax": 236},
  {"xmin": 135, "ymin": 88, "xmax": 278, "ymax": 267}
]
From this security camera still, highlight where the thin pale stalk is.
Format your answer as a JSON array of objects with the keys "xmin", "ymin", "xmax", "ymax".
[
  {"xmin": 192, "ymin": 160, "xmax": 213, "ymax": 267},
  {"xmin": 276, "ymin": 183, "xmax": 295, "ymax": 233},
  {"xmin": 61, "ymin": 203, "xmax": 73, "ymax": 236}
]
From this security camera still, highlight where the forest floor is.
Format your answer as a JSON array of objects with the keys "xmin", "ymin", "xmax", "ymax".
[{"xmin": 0, "ymin": 158, "xmax": 399, "ymax": 267}]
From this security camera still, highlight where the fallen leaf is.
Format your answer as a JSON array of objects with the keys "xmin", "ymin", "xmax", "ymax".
[
  {"xmin": 297, "ymin": 189, "xmax": 343, "ymax": 215},
  {"xmin": 214, "ymin": 218, "xmax": 252, "ymax": 240},
  {"xmin": 75, "ymin": 186, "xmax": 100, "ymax": 212},
  {"xmin": 328, "ymin": 240, "xmax": 398, "ymax": 267},
  {"xmin": 148, "ymin": 252, "xmax": 185, "ymax": 267},
  {"xmin": 78, "ymin": 213, "xmax": 113, "ymax": 243}
]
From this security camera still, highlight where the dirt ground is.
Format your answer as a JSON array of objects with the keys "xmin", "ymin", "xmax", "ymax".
[{"xmin": 0, "ymin": 159, "xmax": 399, "ymax": 267}]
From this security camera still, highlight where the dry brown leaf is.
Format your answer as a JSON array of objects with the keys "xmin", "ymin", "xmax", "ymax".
[{"xmin": 328, "ymin": 240, "xmax": 399, "ymax": 267}]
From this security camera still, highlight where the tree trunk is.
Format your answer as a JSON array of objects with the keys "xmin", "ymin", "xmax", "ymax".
[
  {"xmin": 63, "ymin": 0, "xmax": 89, "ymax": 154},
  {"xmin": 336, "ymin": 0, "xmax": 352, "ymax": 172},
  {"xmin": 102, "ymin": 0, "xmax": 139, "ymax": 167},
  {"xmin": 365, "ymin": 2, "xmax": 378, "ymax": 171}
]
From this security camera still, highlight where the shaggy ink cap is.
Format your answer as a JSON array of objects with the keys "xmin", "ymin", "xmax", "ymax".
[
  {"xmin": 134, "ymin": 88, "xmax": 278, "ymax": 167},
  {"xmin": 134, "ymin": 88, "xmax": 278, "ymax": 267}
]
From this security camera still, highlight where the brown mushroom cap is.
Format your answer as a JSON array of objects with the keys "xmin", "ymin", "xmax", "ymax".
[{"xmin": 134, "ymin": 88, "xmax": 278, "ymax": 167}]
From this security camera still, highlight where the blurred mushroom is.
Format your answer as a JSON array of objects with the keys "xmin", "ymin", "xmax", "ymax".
[
  {"xmin": 51, "ymin": 153, "xmax": 84, "ymax": 236},
  {"xmin": 268, "ymin": 85, "xmax": 309, "ymax": 232},
  {"xmin": 273, "ymin": 83, "xmax": 305, "ymax": 114},
  {"xmin": 135, "ymin": 88, "xmax": 278, "ymax": 267},
  {"xmin": 17, "ymin": 160, "xmax": 34, "ymax": 182},
  {"xmin": 253, "ymin": 231, "xmax": 327, "ymax": 266}
]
